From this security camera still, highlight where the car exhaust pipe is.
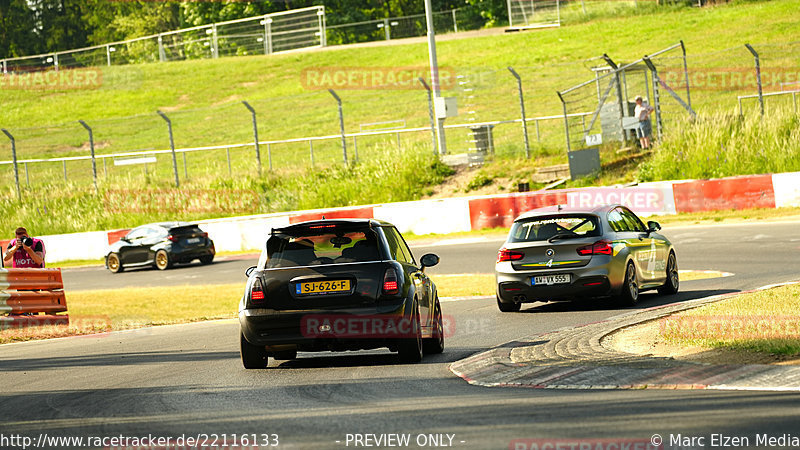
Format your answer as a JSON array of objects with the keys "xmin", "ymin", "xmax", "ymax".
[{"xmin": 513, "ymin": 295, "xmax": 527, "ymax": 303}]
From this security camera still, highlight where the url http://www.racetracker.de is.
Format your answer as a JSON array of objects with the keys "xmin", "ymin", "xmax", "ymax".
[{"xmin": 0, "ymin": 432, "xmax": 279, "ymax": 449}]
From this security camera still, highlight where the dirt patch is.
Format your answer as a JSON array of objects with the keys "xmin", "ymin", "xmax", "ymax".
[
  {"xmin": 605, "ymin": 320, "xmax": 800, "ymax": 366},
  {"xmin": 158, "ymin": 94, "xmax": 191, "ymax": 112},
  {"xmin": 425, "ymin": 165, "xmax": 524, "ymax": 199}
]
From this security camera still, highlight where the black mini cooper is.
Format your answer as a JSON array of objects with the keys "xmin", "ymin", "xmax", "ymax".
[{"xmin": 239, "ymin": 219, "xmax": 444, "ymax": 368}]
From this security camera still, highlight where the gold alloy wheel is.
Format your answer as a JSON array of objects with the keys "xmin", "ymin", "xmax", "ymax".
[
  {"xmin": 155, "ymin": 251, "xmax": 169, "ymax": 270},
  {"xmin": 107, "ymin": 254, "xmax": 121, "ymax": 272}
]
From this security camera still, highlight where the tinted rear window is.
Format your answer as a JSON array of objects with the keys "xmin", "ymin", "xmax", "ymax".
[
  {"xmin": 261, "ymin": 226, "xmax": 380, "ymax": 268},
  {"xmin": 169, "ymin": 225, "xmax": 203, "ymax": 235},
  {"xmin": 508, "ymin": 215, "xmax": 601, "ymax": 242}
]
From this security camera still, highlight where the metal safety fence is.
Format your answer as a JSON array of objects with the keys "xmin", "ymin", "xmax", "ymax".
[
  {"xmin": 0, "ymin": 6, "xmax": 485, "ymax": 73},
  {"xmin": 1, "ymin": 7, "xmax": 325, "ymax": 72}
]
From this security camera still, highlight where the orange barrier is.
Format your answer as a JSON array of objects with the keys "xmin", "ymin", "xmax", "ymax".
[{"xmin": 0, "ymin": 268, "xmax": 69, "ymax": 329}]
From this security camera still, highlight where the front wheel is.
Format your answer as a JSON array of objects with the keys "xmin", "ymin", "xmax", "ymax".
[
  {"xmin": 240, "ymin": 333, "xmax": 268, "ymax": 369},
  {"xmin": 658, "ymin": 252, "xmax": 679, "ymax": 295},
  {"xmin": 106, "ymin": 253, "xmax": 123, "ymax": 273},
  {"xmin": 155, "ymin": 250, "xmax": 172, "ymax": 271},
  {"xmin": 397, "ymin": 302, "xmax": 423, "ymax": 363},
  {"xmin": 423, "ymin": 297, "xmax": 445, "ymax": 355},
  {"xmin": 616, "ymin": 262, "xmax": 639, "ymax": 307}
]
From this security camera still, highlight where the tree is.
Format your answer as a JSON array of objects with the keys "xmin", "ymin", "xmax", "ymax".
[{"xmin": 0, "ymin": 0, "xmax": 38, "ymax": 58}]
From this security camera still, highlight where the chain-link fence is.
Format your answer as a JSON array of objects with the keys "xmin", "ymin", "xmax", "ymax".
[
  {"xmin": 508, "ymin": 0, "xmax": 654, "ymax": 29},
  {"xmin": 2, "ymin": 39, "xmax": 799, "ymax": 194},
  {"xmin": 554, "ymin": 40, "xmax": 800, "ymax": 153}
]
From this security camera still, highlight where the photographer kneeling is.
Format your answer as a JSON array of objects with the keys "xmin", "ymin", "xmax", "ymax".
[{"xmin": 3, "ymin": 227, "xmax": 45, "ymax": 268}]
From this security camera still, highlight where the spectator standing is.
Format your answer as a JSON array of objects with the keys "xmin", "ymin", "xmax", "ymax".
[
  {"xmin": 3, "ymin": 227, "xmax": 46, "ymax": 268},
  {"xmin": 634, "ymin": 95, "xmax": 655, "ymax": 149}
]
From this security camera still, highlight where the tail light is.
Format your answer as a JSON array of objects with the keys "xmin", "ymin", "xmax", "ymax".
[
  {"xmin": 497, "ymin": 248, "xmax": 524, "ymax": 263},
  {"xmin": 201, "ymin": 232, "xmax": 209, "ymax": 238},
  {"xmin": 577, "ymin": 240, "xmax": 613, "ymax": 256},
  {"xmin": 250, "ymin": 278, "xmax": 266, "ymax": 305},
  {"xmin": 382, "ymin": 268, "xmax": 400, "ymax": 295},
  {"xmin": 167, "ymin": 235, "xmax": 178, "ymax": 242}
]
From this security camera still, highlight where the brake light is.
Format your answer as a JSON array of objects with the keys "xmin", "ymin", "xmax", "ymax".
[
  {"xmin": 382, "ymin": 268, "xmax": 400, "ymax": 295},
  {"xmin": 497, "ymin": 248, "xmax": 524, "ymax": 263},
  {"xmin": 577, "ymin": 240, "xmax": 613, "ymax": 256},
  {"xmin": 167, "ymin": 235, "xmax": 178, "ymax": 242},
  {"xmin": 251, "ymin": 278, "xmax": 265, "ymax": 304},
  {"xmin": 201, "ymin": 232, "xmax": 208, "ymax": 238},
  {"xmin": 309, "ymin": 224, "xmax": 337, "ymax": 229}
]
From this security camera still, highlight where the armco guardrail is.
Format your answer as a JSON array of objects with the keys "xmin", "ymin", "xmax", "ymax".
[{"xmin": 0, "ymin": 268, "xmax": 69, "ymax": 329}]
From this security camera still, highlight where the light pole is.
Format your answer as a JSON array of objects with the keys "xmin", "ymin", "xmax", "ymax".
[{"xmin": 424, "ymin": 0, "xmax": 447, "ymax": 155}]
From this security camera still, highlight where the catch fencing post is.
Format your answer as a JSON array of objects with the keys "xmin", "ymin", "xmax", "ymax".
[
  {"xmin": 157, "ymin": 110, "xmax": 180, "ymax": 187},
  {"xmin": 62, "ymin": 161, "xmax": 67, "ymax": 181},
  {"xmin": 418, "ymin": 77, "xmax": 438, "ymax": 155},
  {"xmin": 602, "ymin": 54, "xmax": 628, "ymax": 147},
  {"xmin": 78, "ymin": 120, "xmax": 98, "ymax": 194},
  {"xmin": 1, "ymin": 129, "xmax": 21, "ymax": 201},
  {"xmin": 745, "ymin": 43, "xmax": 764, "ymax": 116},
  {"xmin": 452, "ymin": 9, "xmax": 458, "ymax": 33},
  {"xmin": 328, "ymin": 89, "xmax": 348, "ymax": 166},
  {"xmin": 242, "ymin": 101, "xmax": 263, "ymax": 175},
  {"xmin": 508, "ymin": 67, "xmax": 531, "ymax": 159},
  {"xmin": 680, "ymin": 40, "xmax": 692, "ymax": 112},
  {"xmin": 556, "ymin": 92, "xmax": 571, "ymax": 153}
]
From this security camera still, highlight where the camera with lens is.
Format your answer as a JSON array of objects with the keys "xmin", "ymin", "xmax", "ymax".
[{"xmin": 18, "ymin": 237, "xmax": 33, "ymax": 247}]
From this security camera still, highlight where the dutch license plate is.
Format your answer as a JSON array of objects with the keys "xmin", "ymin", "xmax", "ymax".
[
  {"xmin": 532, "ymin": 274, "xmax": 570, "ymax": 286},
  {"xmin": 187, "ymin": 237, "xmax": 200, "ymax": 244},
  {"xmin": 296, "ymin": 280, "xmax": 351, "ymax": 295}
]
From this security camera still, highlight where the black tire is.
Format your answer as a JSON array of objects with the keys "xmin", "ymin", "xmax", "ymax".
[
  {"xmin": 658, "ymin": 252, "xmax": 680, "ymax": 295},
  {"xmin": 497, "ymin": 296, "xmax": 521, "ymax": 312},
  {"xmin": 106, "ymin": 253, "xmax": 123, "ymax": 273},
  {"xmin": 423, "ymin": 297, "xmax": 445, "ymax": 355},
  {"xmin": 155, "ymin": 250, "xmax": 172, "ymax": 271},
  {"xmin": 199, "ymin": 255, "xmax": 214, "ymax": 265},
  {"xmin": 272, "ymin": 350, "xmax": 297, "ymax": 360},
  {"xmin": 397, "ymin": 302, "xmax": 423, "ymax": 363},
  {"xmin": 240, "ymin": 332, "xmax": 268, "ymax": 369},
  {"xmin": 617, "ymin": 261, "xmax": 640, "ymax": 307}
]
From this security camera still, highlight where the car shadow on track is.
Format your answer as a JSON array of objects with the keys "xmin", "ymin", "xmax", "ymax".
[
  {"xmin": 272, "ymin": 347, "xmax": 487, "ymax": 369},
  {"xmin": 516, "ymin": 288, "xmax": 740, "ymax": 314}
]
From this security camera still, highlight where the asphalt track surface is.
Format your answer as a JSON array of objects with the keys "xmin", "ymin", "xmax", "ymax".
[{"xmin": 2, "ymin": 221, "xmax": 800, "ymax": 449}]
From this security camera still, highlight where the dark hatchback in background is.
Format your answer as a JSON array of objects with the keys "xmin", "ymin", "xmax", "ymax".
[
  {"xmin": 239, "ymin": 219, "xmax": 444, "ymax": 369},
  {"xmin": 495, "ymin": 204, "xmax": 679, "ymax": 311},
  {"xmin": 105, "ymin": 222, "xmax": 215, "ymax": 273}
]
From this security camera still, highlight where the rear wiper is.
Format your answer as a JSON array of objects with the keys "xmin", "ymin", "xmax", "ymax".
[{"xmin": 547, "ymin": 233, "xmax": 579, "ymax": 243}]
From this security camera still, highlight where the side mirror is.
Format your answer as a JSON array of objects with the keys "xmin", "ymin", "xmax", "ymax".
[
  {"xmin": 120, "ymin": 237, "xmax": 130, "ymax": 243},
  {"xmin": 420, "ymin": 253, "xmax": 440, "ymax": 269},
  {"xmin": 245, "ymin": 266, "xmax": 257, "ymax": 278},
  {"xmin": 647, "ymin": 221, "xmax": 661, "ymax": 232}
]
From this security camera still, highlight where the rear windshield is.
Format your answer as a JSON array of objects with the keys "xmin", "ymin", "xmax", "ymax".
[
  {"xmin": 169, "ymin": 225, "xmax": 203, "ymax": 235},
  {"xmin": 260, "ymin": 226, "xmax": 381, "ymax": 268},
  {"xmin": 508, "ymin": 215, "xmax": 601, "ymax": 243}
]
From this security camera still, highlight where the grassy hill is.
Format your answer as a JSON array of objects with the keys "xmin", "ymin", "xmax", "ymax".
[{"xmin": 1, "ymin": 0, "xmax": 799, "ymax": 236}]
